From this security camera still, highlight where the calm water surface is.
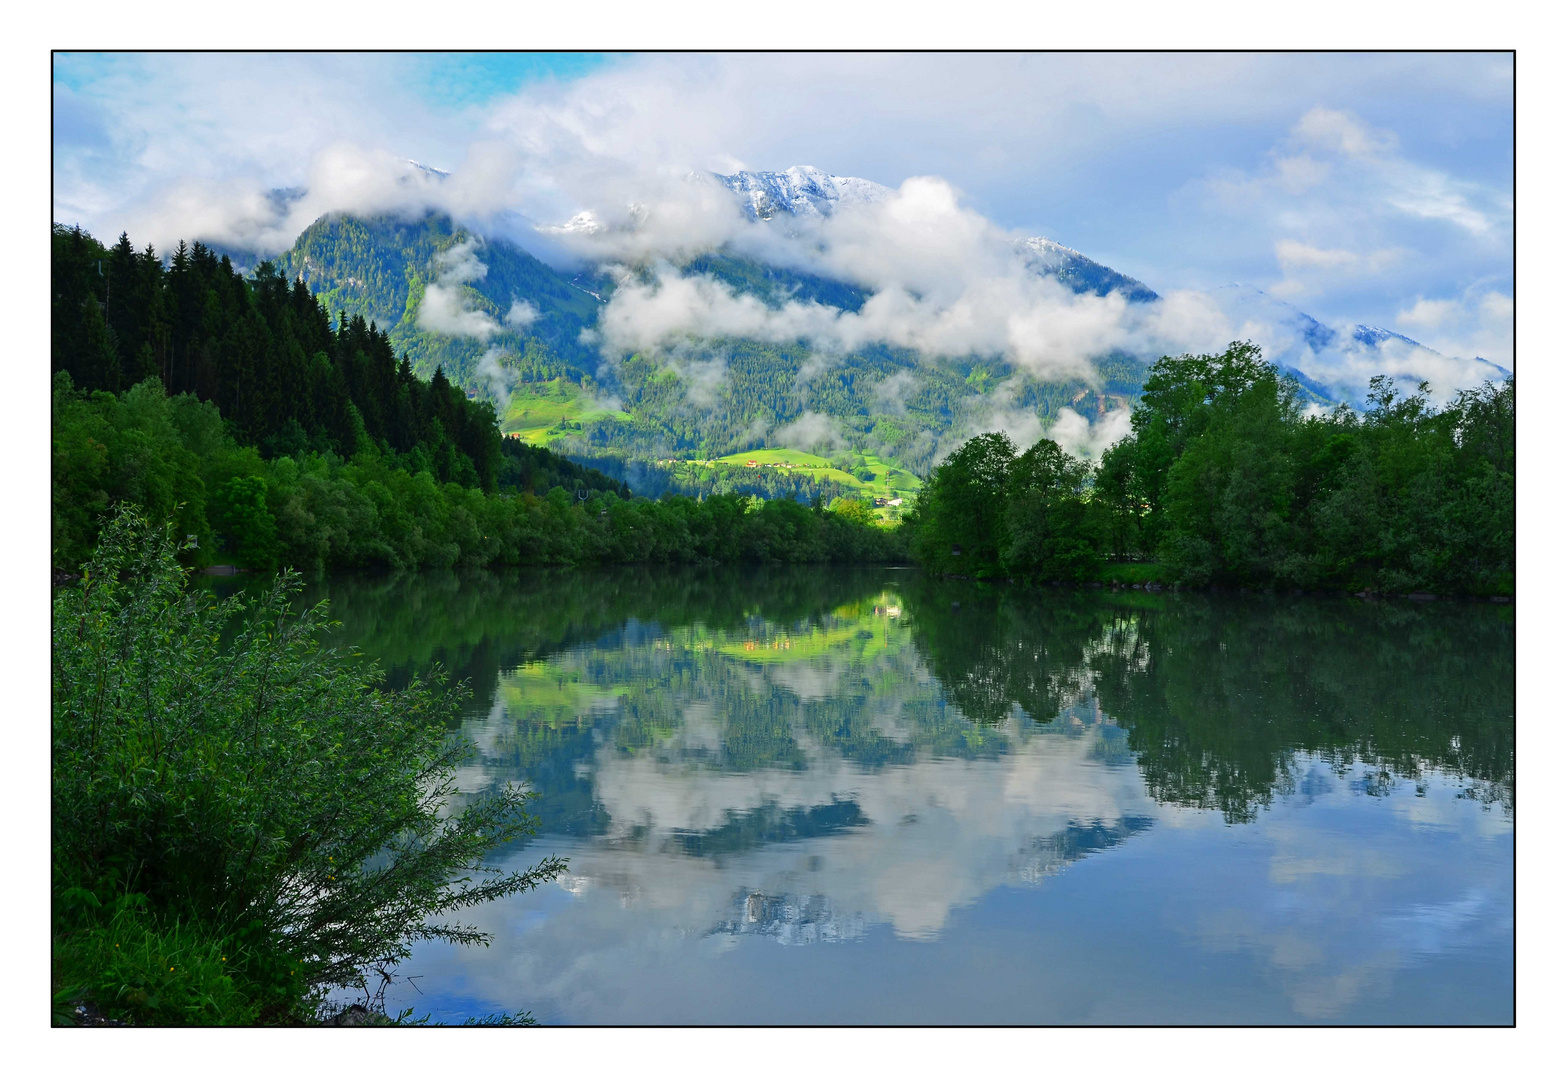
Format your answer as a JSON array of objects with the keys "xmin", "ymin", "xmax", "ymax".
[{"xmin": 295, "ymin": 566, "xmax": 1513, "ymax": 1024}]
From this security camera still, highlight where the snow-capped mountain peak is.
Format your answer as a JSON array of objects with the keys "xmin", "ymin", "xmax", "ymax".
[
  {"xmin": 1014, "ymin": 236, "xmax": 1087, "ymax": 273},
  {"xmin": 711, "ymin": 167, "xmax": 1156, "ymax": 301},
  {"xmin": 1350, "ymin": 325, "xmax": 1425, "ymax": 351},
  {"xmin": 715, "ymin": 165, "xmax": 894, "ymax": 221}
]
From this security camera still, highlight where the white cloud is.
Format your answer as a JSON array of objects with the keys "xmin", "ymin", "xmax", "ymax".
[
  {"xmin": 773, "ymin": 411, "xmax": 845, "ymax": 453},
  {"xmin": 1046, "ymin": 406, "xmax": 1134, "ymax": 460},
  {"xmin": 1271, "ymin": 240, "xmax": 1405, "ymax": 299},
  {"xmin": 586, "ymin": 176, "xmax": 1242, "ymax": 387},
  {"xmin": 1208, "ymin": 107, "xmax": 1505, "ymax": 243},
  {"xmin": 506, "ymin": 299, "xmax": 539, "ymax": 327},
  {"xmin": 474, "ymin": 345, "xmax": 515, "ymax": 408},
  {"xmin": 1394, "ymin": 289, "xmax": 1514, "ymax": 370},
  {"xmin": 1394, "ymin": 296, "xmax": 1462, "ymax": 331},
  {"xmin": 1275, "ymin": 240, "xmax": 1401, "ymax": 273},
  {"xmin": 1291, "ymin": 107, "xmax": 1398, "ymax": 160},
  {"xmin": 416, "ymin": 238, "xmax": 502, "ymax": 339},
  {"xmin": 869, "ymin": 370, "xmax": 919, "ymax": 416}
]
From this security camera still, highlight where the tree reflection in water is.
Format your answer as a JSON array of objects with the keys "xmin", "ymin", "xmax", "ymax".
[
  {"xmin": 233, "ymin": 566, "xmax": 1512, "ymax": 1023},
  {"xmin": 287, "ymin": 565, "xmax": 1512, "ymax": 830}
]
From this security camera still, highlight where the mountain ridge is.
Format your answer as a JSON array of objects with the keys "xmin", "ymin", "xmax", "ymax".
[{"xmin": 223, "ymin": 165, "xmax": 1508, "ymax": 494}]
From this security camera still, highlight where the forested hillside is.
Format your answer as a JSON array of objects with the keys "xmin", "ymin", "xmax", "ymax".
[
  {"xmin": 273, "ymin": 211, "xmax": 1150, "ymax": 482},
  {"xmin": 278, "ymin": 213, "xmax": 604, "ymax": 387},
  {"xmin": 52, "ymin": 223, "xmax": 504, "ymax": 489},
  {"xmin": 52, "ymin": 223, "xmax": 902, "ymax": 574}
]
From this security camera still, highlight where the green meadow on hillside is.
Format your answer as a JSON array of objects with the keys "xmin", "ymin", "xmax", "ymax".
[
  {"xmin": 502, "ymin": 379, "xmax": 631, "ymax": 444},
  {"xmin": 696, "ymin": 448, "xmax": 921, "ymax": 505}
]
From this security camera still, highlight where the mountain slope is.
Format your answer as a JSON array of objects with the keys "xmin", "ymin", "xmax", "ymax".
[
  {"xmin": 1203, "ymin": 284, "xmax": 1510, "ymax": 405},
  {"xmin": 715, "ymin": 166, "xmax": 1161, "ymax": 302},
  {"xmin": 1014, "ymin": 236, "xmax": 1159, "ymax": 302},
  {"xmin": 259, "ymin": 174, "xmax": 1508, "ymax": 497},
  {"xmin": 278, "ymin": 213, "xmax": 603, "ymax": 394},
  {"xmin": 717, "ymin": 165, "xmax": 894, "ymax": 221}
]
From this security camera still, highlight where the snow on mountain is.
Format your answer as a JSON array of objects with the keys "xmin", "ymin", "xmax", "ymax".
[
  {"xmin": 1015, "ymin": 236, "xmax": 1159, "ymax": 303},
  {"xmin": 1203, "ymin": 284, "xmax": 1510, "ymax": 406},
  {"xmin": 713, "ymin": 167, "xmax": 1158, "ymax": 302},
  {"xmin": 548, "ymin": 210, "xmax": 608, "ymax": 236},
  {"xmin": 715, "ymin": 165, "xmax": 894, "ymax": 221},
  {"xmin": 1014, "ymin": 236, "xmax": 1083, "ymax": 273}
]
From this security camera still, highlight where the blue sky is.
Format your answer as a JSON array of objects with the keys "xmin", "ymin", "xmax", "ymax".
[
  {"xmin": 53, "ymin": 50, "xmax": 613, "ymax": 102},
  {"xmin": 52, "ymin": 52, "xmax": 1514, "ymax": 367}
]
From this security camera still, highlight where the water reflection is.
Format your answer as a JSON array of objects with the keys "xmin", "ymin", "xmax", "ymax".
[{"xmin": 295, "ymin": 566, "xmax": 1513, "ymax": 1024}]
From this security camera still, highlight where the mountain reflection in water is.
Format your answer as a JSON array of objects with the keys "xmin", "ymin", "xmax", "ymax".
[{"xmin": 289, "ymin": 566, "xmax": 1514, "ymax": 1024}]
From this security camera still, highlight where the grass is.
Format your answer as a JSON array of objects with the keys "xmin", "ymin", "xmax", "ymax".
[
  {"xmin": 708, "ymin": 447, "xmax": 922, "ymax": 501},
  {"xmin": 1099, "ymin": 562, "xmax": 1172, "ymax": 586},
  {"xmin": 501, "ymin": 378, "xmax": 629, "ymax": 444},
  {"xmin": 53, "ymin": 894, "xmax": 314, "ymax": 1026},
  {"xmin": 713, "ymin": 447, "xmax": 832, "ymax": 467}
]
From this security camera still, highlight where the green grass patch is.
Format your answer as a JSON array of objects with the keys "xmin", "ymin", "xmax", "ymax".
[
  {"xmin": 53, "ymin": 894, "xmax": 313, "ymax": 1026},
  {"xmin": 713, "ymin": 447, "xmax": 832, "ymax": 468},
  {"xmin": 502, "ymin": 378, "xmax": 629, "ymax": 440},
  {"xmin": 708, "ymin": 448, "xmax": 921, "ymax": 497},
  {"xmin": 1099, "ymin": 562, "xmax": 1172, "ymax": 586}
]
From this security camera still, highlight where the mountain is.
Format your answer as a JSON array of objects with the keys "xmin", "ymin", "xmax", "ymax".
[
  {"xmin": 716, "ymin": 165, "xmax": 894, "ymax": 221},
  {"xmin": 277, "ymin": 212, "xmax": 605, "ymax": 398},
  {"xmin": 267, "ymin": 208, "xmax": 1145, "ymax": 490},
  {"xmin": 1202, "ymin": 284, "xmax": 1511, "ymax": 406},
  {"xmin": 705, "ymin": 169, "xmax": 1505, "ymax": 401},
  {"xmin": 245, "ymin": 166, "xmax": 1507, "ymax": 496},
  {"xmin": 715, "ymin": 166, "xmax": 1160, "ymax": 301},
  {"xmin": 1014, "ymin": 236, "xmax": 1160, "ymax": 302}
]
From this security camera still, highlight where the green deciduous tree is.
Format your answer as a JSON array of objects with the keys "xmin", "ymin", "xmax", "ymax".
[
  {"xmin": 1001, "ymin": 438, "xmax": 1102, "ymax": 582},
  {"xmin": 910, "ymin": 431, "xmax": 1016, "ymax": 577}
]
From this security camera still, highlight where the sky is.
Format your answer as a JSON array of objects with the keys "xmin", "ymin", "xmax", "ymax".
[{"xmin": 52, "ymin": 51, "xmax": 1514, "ymax": 369}]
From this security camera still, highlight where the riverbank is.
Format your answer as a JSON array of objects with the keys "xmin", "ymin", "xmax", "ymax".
[{"xmin": 940, "ymin": 561, "xmax": 1513, "ymax": 602}]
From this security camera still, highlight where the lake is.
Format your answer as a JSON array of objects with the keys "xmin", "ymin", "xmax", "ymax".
[{"xmin": 292, "ymin": 566, "xmax": 1514, "ymax": 1025}]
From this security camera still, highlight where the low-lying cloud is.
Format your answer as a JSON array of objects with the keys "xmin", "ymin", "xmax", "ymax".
[
  {"xmin": 475, "ymin": 345, "xmax": 515, "ymax": 408},
  {"xmin": 1046, "ymin": 406, "xmax": 1134, "ymax": 460},
  {"xmin": 417, "ymin": 238, "xmax": 503, "ymax": 339},
  {"xmin": 773, "ymin": 410, "xmax": 845, "ymax": 453},
  {"xmin": 583, "ymin": 176, "xmax": 1253, "ymax": 386},
  {"xmin": 506, "ymin": 299, "xmax": 539, "ymax": 327},
  {"xmin": 1395, "ymin": 288, "xmax": 1514, "ymax": 372}
]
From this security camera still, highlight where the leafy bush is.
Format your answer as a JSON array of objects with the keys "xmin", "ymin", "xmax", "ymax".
[{"xmin": 52, "ymin": 507, "xmax": 567, "ymax": 1023}]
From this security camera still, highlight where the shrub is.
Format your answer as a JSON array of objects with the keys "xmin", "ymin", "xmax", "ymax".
[{"xmin": 52, "ymin": 506, "xmax": 567, "ymax": 1023}]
